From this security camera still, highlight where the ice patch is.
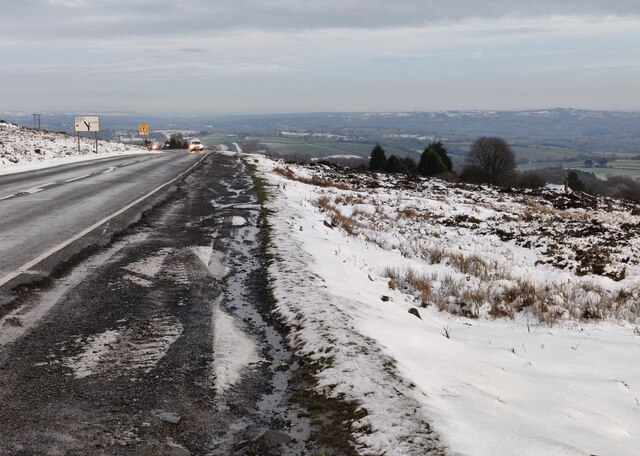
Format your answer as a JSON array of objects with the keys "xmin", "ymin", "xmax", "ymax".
[{"xmin": 211, "ymin": 298, "xmax": 261, "ymax": 394}]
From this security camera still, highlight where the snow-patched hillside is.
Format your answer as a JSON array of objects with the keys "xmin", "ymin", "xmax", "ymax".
[
  {"xmin": 0, "ymin": 120, "xmax": 147, "ymax": 174},
  {"xmin": 251, "ymin": 154, "xmax": 640, "ymax": 456}
]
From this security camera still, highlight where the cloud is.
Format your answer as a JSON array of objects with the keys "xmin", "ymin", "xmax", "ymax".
[
  {"xmin": 3, "ymin": 1, "xmax": 640, "ymax": 42},
  {"xmin": 47, "ymin": 0, "xmax": 88, "ymax": 7},
  {"xmin": 2, "ymin": 2, "xmax": 640, "ymax": 112}
]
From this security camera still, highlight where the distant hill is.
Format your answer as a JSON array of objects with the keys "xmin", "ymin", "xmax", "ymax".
[{"xmin": 3, "ymin": 109, "xmax": 640, "ymax": 154}]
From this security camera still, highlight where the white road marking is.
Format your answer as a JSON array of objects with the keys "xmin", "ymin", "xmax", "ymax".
[
  {"xmin": 64, "ymin": 174, "xmax": 91, "ymax": 183},
  {"xmin": 21, "ymin": 187, "xmax": 45, "ymax": 194},
  {"xmin": 102, "ymin": 167, "xmax": 117, "ymax": 174},
  {"xmin": 0, "ymin": 182, "xmax": 57, "ymax": 201},
  {"xmin": 0, "ymin": 153, "xmax": 210, "ymax": 288}
]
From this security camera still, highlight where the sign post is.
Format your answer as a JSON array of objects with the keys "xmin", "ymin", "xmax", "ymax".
[
  {"xmin": 138, "ymin": 123, "xmax": 150, "ymax": 147},
  {"xmin": 74, "ymin": 116, "xmax": 100, "ymax": 153}
]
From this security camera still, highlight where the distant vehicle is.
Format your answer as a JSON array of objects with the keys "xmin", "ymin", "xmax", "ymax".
[
  {"xmin": 163, "ymin": 140, "xmax": 171, "ymax": 149},
  {"xmin": 188, "ymin": 139, "xmax": 205, "ymax": 152},
  {"xmin": 147, "ymin": 141, "xmax": 160, "ymax": 151}
]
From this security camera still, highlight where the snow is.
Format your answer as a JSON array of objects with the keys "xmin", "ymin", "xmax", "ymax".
[
  {"xmin": 230, "ymin": 216, "xmax": 246, "ymax": 226},
  {"xmin": 211, "ymin": 296, "xmax": 261, "ymax": 395},
  {"xmin": 0, "ymin": 121, "xmax": 150, "ymax": 175},
  {"xmin": 3, "ymin": 118, "xmax": 637, "ymax": 452},
  {"xmin": 122, "ymin": 248, "xmax": 172, "ymax": 279},
  {"xmin": 64, "ymin": 330, "xmax": 120, "ymax": 379},
  {"xmin": 311, "ymin": 154, "xmax": 363, "ymax": 161},
  {"xmin": 62, "ymin": 316, "xmax": 183, "ymax": 379},
  {"xmin": 191, "ymin": 244, "xmax": 230, "ymax": 280},
  {"xmin": 249, "ymin": 154, "xmax": 640, "ymax": 455}
]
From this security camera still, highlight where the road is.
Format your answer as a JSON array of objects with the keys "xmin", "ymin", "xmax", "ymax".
[
  {"xmin": 0, "ymin": 151, "xmax": 337, "ymax": 455},
  {"xmin": 0, "ymin": 152, "xmax": 205, "ymax": 291}
]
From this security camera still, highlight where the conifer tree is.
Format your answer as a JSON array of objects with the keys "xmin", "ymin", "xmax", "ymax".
[{"xmin": 369, "ymin": 143, "xmax": 387, "ymax": 171}]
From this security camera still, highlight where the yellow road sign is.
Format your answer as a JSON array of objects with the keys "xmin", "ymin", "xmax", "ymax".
[{"xmin": 138, "ymin": 123, "xmax": 150, "ymax": 136}]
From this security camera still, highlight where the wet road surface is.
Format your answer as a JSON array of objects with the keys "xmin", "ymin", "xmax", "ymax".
[
  {"xmin": 0, "ymin": 152, "xmax": 204, "ymax": 289},
  {"xmin": 0, "ymin": 153, "xmax": 327, "ymax": 455}
]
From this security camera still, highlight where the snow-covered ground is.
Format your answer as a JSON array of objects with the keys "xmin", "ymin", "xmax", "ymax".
[
  {"xmin": 0, "ymin": 120, "xmax": 148, "ymax": 175},
  {"xmin": 250, "ymin": 154, "xmax": 640, "ymax": 455}
]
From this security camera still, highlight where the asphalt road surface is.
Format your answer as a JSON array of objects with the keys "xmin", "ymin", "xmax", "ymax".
[
  {"xmin": 0, "ymin": 152, "xmax": 205, "ymax": 290},
  {"xmin": 0, "ymin": 152, "xmax": 331, "ymax": 455}
]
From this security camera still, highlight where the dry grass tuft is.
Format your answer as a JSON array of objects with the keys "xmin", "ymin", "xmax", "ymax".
[
  {"xmin": 274, "ymin": 166, "xmax": 296, "ymax": 179},
  {"xmin": 274, "ymin": 166, "xmax": 351, "ymax": 190},
  {"xmin": 331, "ymin": 210, "xmax": 358, "ymax": 235},
  {"xmin": 315, "ymin": 196, "xmax": 359, "ymax": 235},
  {"xmin": 380, "ymin": 262, "xmax": 640, "ymax": 324},
  {"xmin": 300, "ymin": 175, "xmax": 351, "ymax": 190},
  {"xmin": 405, "ymin": 269, "xmax": 432, "ymax": 306},
  {"xmin": 317, "ymin": 195, "xmax": 333, "ymax": 212},
  {"xmin": 398, "ymin": 207, "xmax": 418, "ymax": 219},
  {"xmin": 447, "ymin": 253, "xmax": 493, "ymax": 280}
]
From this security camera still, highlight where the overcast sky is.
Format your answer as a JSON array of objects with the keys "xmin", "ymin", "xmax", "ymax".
[{"xmin": 1, "ymin": 1, "xmax": 639, "ymax": 114}]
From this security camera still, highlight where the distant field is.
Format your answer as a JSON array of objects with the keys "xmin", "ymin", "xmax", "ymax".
[
  {"xmin": 519, "ymin": 160, "xmax": 582, "ymax": 170},
  {"xmin": 512, "ymin": 145, "xmax": 581, "ymax": 163},
  {"xmin": 609, "ymin": 160, "xmax": 640, "ymax": 169},
  {"xmin": 249, "ymin": 137, "xmax": 583, "ymax": 164},
  {"xmin": 204, "ymin": 132, "xmax": 628, "ymax": 176},
  {"xmin": 520, "ymin": 159, "xmax": 640, "ymax": 180},
  {"xmin": 202, "ymin": 134, "xmax": 246, "ymax": 144},
  {"xmin": 261, "ymin": 141, "xmax": 369, "ymax": 157},
  {"xmin": 255, "ymin": 136, "xmax": 422, "ymax": 160}
]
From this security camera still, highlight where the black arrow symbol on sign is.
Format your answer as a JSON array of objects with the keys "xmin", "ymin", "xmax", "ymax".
[{"xmin": 84, "ymin": 121, "xmax": 90, "ymax": 131}]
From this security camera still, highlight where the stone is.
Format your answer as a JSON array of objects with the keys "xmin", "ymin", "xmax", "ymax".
[
  {"xmin": 156, "ymin": 411, "xmax": 181, "ymax": 425},
  {"xmin": 253, "ymin": 430, "xmax": 292, "ymax": 448},
  {"xmin": 166, "ymin": 442, "xmax": 191, "ymax": 456},
  {"xmin": 408, "ymin": 308, "xmax": 422, "ymax": 320}
]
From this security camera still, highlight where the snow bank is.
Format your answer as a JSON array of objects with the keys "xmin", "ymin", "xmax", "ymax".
[
  {"xmin": 0, "ymin": 121, "xmax": 149, "ymax": 175},
  {"xmin": 251, "ymin": 154, "xmax": 640, "ymax": 456}
]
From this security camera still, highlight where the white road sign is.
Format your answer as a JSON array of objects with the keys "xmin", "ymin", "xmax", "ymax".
[{"xmin": 74, "ymin": 116, "xmax": 100, "ymax": 132}]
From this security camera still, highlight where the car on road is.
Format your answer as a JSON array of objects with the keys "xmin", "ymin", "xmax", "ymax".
[{"xmin": 188, "ymin": 139, "xmax": 205, "ymax": 152}]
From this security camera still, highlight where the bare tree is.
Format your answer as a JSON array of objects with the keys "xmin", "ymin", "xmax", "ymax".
[{"xmin": 465, "ymin": 136, "xmax": 516, "ymax": 186}]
